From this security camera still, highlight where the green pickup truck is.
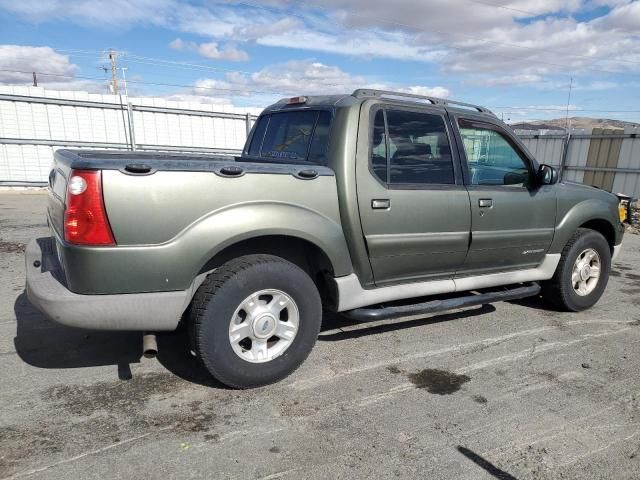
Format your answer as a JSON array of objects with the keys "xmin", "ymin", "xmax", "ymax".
[{"xmin": 26, "ymin": 89, "xmax": 631, "ymax": 388}]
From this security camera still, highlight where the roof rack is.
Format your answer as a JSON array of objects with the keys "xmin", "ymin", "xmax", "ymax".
[{"xmin": 352, "ymin": 89, "xmax": 495, "ymax": 115}]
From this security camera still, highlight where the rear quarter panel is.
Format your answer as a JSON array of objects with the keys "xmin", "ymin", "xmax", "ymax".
[{"xmin": 59, "ymin": 169, "xmax": 353, "ymax": 294}]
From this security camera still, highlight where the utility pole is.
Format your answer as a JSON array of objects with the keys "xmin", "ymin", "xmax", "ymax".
[
  {"xmin": 32, "ymin": 72, "xmax": 37, "ymax": 87},
  {"xmin": 108, "ymin": 49, "xmax": 118, "ymax": 95}
]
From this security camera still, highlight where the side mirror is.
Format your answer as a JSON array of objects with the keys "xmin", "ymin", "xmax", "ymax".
[{"xmin": 537, "ymin": 164, "xmax": 558, "ymax": 185}]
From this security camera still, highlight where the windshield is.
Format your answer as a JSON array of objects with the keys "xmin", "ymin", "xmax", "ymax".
[{"xmin": 245, "ymin": 110, "xmax": 332, "ymax": 166}]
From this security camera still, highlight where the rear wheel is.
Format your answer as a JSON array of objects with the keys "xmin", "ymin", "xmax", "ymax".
[
  {"xmin": 542, "ymin": 228, "xmax": 611, "ymax": 312},
  {"xmin": 191, "ymin": 254, "xmax": 322, "ymax": 388}
]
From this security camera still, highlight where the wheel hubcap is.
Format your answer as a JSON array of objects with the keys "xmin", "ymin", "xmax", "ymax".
[
  {"xmin": 228, "ymin": 289, "xmax": 299, "ymax": 363},
  {"xmin": 571, "ymin": 248, "xmax": 601, "ymax": 296},
  {"xmin": 252, "ymin": 314, "xmax": 277, "ymax": 339}
]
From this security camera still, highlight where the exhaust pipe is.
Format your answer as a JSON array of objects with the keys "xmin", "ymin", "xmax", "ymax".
[{"xmin": 142, "ymin": 333, "xmax": 158, "ymax": 358}]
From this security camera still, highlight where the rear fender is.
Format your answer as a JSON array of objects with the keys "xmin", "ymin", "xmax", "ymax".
[{"xmin": 190, "ymin": 201, "xmax": 353, "ymax": 279}]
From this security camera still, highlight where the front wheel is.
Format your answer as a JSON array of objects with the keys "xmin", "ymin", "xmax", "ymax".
[
  {"xmin": 542, "ymin": 228, "xmax": 611, "ymax": 312},
  {"xmin": 191, "ymin": 254, "xmax": 322, "ymax": 389}
]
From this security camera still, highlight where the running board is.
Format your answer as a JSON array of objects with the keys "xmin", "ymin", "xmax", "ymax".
[{"xmin": 342, "ymin": 282, "xmax": 541, "ymax": 323}]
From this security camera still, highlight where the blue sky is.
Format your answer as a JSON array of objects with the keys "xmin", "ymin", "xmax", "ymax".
[{"xmin": 0, "ymin": 0, "xmax": 639, "ymax": 122}]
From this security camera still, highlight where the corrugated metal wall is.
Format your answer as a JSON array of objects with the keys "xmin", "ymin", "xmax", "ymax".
[
  {"xmin": 0, "ymin": 86, "xmax": 261, "ymax": 185},
  {"xmin": 519, "ymin": 127, "xmax": 640, "ymax": 198}
]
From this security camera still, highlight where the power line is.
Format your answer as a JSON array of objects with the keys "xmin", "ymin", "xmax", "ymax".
[
  {"xmin": 490, "ymin": 106, "xmax": 640, "ymax": 113},
  {"xmin": 72, "ymin": 50, "xmax": 618, "ymax": 96},
  {"xmin": 2, "ymin": 67, "xmax": 640, "ymax": 115},
  {"xmin": 122, "ymin": 55, "xmax": 256, "ymax": 76},
  {"xmin": 0, "ymin": 68, "xmax": 286, "ymax": 96},
  {"xmin": 119, "ymin": 54, "xmax": 383, "ymax": 91}
]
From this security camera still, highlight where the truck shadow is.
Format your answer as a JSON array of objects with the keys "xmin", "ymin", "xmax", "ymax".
[
  {"xmin": 14, "ymin": 291, "xmax": 498, "ymax": 387},
  {"xmin": 13, "ymin": 292, "xmax": 224, "ymax": 388},
  {"xmin": 13, "ymin": 292, "xmax": 142, "ymax": 372},
  {"xmin": 318, "ymin": 304, "xmax": 497, "ymax": 341}
]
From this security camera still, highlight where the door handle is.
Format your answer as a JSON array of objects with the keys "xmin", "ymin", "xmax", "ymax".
[
  {"xmin": 371, "ymin": 199, "xmax": 391, "ymax": 209},
  {"xmin": 478, "ymin": 198, "xmax": 493, "ymax": 208}
]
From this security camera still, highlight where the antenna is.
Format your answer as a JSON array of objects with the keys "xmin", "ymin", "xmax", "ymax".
[{"xmin": 565, "ymin": 77, "xmax": 573, "ymax": 131}]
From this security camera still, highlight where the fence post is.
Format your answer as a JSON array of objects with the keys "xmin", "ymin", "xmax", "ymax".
[
  {"xmin": 559, "ymin": 131, "xmax": 571, "ymax": 181},
  {"xmin": 126, "ymin": 102, "xmax": 137, "ymax": 151},
  {"xmin": 245, "ymin": 113, "xmax": 252, "ymax": 137}
]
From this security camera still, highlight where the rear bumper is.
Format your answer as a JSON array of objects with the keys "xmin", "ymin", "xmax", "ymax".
[{"xmin": 25, "ymin": 237, "xmax": 191, "ymax": 331}]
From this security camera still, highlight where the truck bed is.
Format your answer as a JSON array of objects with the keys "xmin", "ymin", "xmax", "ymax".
[{"xmin": 47, "ymin": 149, "xmax": 348, "ymax": 296}]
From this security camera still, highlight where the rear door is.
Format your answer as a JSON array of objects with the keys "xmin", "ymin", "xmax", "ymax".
[
  {"xmin": 355, "ymin": 102, "xmax": 471, "ymax": 286},
  {"xmin": 451, "ymin": 114, "xmax": 557, "ymax": 275}
]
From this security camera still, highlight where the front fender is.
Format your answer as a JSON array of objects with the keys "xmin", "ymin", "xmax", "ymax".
[{"xmin": 549, "ymin": 198, "xmax": 621, "ymax": 253}]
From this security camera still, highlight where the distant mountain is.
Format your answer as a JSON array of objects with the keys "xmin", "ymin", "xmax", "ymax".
[{"xmin": 510, "ymin": 117, "xmax": 640, "ymax": 131}]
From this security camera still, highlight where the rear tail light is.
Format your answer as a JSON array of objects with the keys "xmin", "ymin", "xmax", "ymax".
[{"xmin": 64, "ymin": 170, "xmax": 116, "ymax": 246}]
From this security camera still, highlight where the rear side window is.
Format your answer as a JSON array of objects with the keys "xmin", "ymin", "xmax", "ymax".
[
  {"xmin": 371, "ymin": 110, "xmax": 388, "ymax": 182},
  {"xmin": 370, "ymin": 108, "xmax": 455, "ymax": 185},
  {"xmin": 246, "ymin": 110, "xmax": 332, "ymax": 165}
]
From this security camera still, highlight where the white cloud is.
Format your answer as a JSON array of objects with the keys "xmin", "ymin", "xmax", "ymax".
[
  {"xmin": 168, "ymin": 38, "xmax": 185, "ymax": 50},
  {"xmin": 169, "ymin": 38, "xmax": 249, "ymax": 61},
  {"xmin": 2, "ymin": 0, "xmax": 640, "ymax": 91},
  {"xmin": 592, "ymin": 0, "xmax": 640, "ymax": 31},
  {"xmin": 493, "ymin": 103, "xmax": 580, "ymax": 119},
  {"xmin": 232, "ymin": 17, "xmax": 302, "ymax": 41},
  {"xmin": 466, "ymin": 74, "xmax": 545, "ymax": 87},
  {"xmin": 0, "ymin": 42, "xmax": 448, "ymax": 105},
  {"xmin": 574, "ymin": 80, "xmax": 618, "ymax": 91},
  {"xmin": 0, "ymin": 45, "xmax": 77, "ymax": 84},
  {"xmin": 0, "ymin": 0, "xmax": 177, "ymax": 26},
  {"xmin": 162, "ymin": 92, "xmax": 234, "ymax": 105},
  {"xmin": 197, "ymin": 43, "xmax": 249, "ymax": 62},
  {"xmin": 398, "ymin": 86, "xmax": 450, "ymax": 98},
  {"xmin": 185, "ymin": 60, "xmax": 449, "ymax": 105},
  {"xmin": 223, "ymin": 1, "xmax": 640, "ymax": 78},
  {"xmin": 254, "ymin": 29, "xmax": 446, "ymax": 63},
  {"xmin": 0, "ymin": 45, "xmax": 116, "ymax": 94}
]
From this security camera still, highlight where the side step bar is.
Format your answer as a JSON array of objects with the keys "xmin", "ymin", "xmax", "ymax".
[{"xmin": 343, "ymin": 282, "xmax": 541, "ymax": 323}]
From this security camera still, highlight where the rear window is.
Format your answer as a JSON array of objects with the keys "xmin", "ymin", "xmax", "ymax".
[{"xmin": 246, "ymin": 110, "xmax": 332, "ymax": 165}]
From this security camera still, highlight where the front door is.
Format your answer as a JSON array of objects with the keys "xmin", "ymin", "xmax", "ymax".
[
  {"xmin": 356, "ymin": 103, "xmax": 471, "ymax": 286},
  {"xmin": 453, "ymin": 115, "xmax": 556, "ymax": 276}
]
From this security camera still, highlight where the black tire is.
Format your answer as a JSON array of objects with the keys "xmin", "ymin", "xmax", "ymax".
[
  {"xmin": 542, "ymin": 228, "xmax": 611, "ymax": 312},
  {"xmin": 191, "ymin": 254, "xmax": 322, "ymax": 389}
]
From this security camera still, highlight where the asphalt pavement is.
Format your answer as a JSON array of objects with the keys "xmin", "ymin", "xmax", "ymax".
[{"xmin": 1, "ymin": 191, "xmax": 639, "ymax": 480}]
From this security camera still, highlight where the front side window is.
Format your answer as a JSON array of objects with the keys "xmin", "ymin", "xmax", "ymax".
[
  {"xmin": 246, "ymin": 110, "xmax": 332, "ymax": 165},
  {"xmin": 370, "ymin": 108, "xmax": 455, "ymax": 185},
  {"xmin": 458, "ymin": 119, "xmax": 531, "ymax": 186}
]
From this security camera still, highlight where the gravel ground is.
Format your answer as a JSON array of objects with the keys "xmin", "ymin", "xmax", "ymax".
[{"xmin": 1, "ymin": 191, "xmax": 639, "ymax": 480}]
